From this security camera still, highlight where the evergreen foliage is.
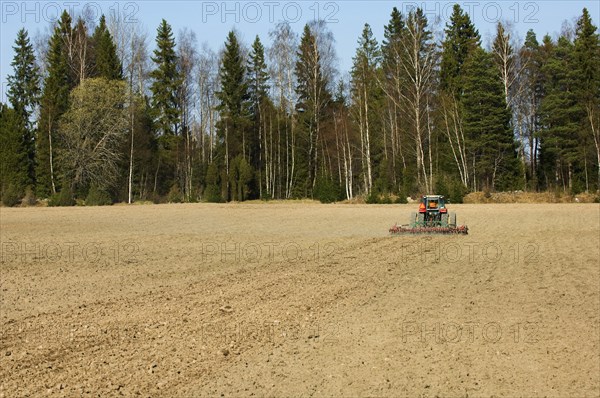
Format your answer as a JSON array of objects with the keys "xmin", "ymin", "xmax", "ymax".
[{"xmin": 2, "ymin": 8, "xmax": 597, "ymax": 205}]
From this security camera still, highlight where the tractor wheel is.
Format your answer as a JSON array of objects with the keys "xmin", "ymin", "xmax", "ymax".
[
  {"xmin": 417, "ymin": 212, "xmax": 425, "ymax": 227},
  {"xmin": 409, "ymin": 212, "xmax": 417, "ymax": 226},
  {"xmin": 441, "ymin": 213, "xmax": 449, "ymax": 227},
  {"xmin": 449, "ymin": 212, "xmax": 457, "ymax": 227}
]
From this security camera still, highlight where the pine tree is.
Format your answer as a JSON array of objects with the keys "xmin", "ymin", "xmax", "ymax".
[
  {"xmin": 462, "ymin": 47, "xmax": 519, "ymax": 191},
  {"xmin": 149, "ymin": 19, "xmax": 181, "ymax": 136},
  {"xmin": 539, "ymin": 36, "xmax": 583, "ymax": 191},
  {"xmin": 7, "ymin": 28, "xmax": 40, "ymax": 186},
  {"xmin": 541, "ymin": 36, "xmax": 585, "ymax": 191},
  {"xmin": 519, "ymin": 29, "xmax": 544, "ymax": 187},
  {"xmin": 36, "ymin": 11, "xmax": 75, "ymax": 197},
  {"xmin": 92, "ymin": 15, "xmax": 123, "ymax": 80},
  {"xmin": 440, "ymin": 4, "xmax": 481, "ymax": 95},
  {"xmin": 216, "ymin": 30, "xmax": 251, "ymax": 201}
]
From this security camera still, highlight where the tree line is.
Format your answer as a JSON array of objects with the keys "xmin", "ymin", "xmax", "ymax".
[{"xmin": 1, "ymin": 5, "xmax": 599, "ymax": 206}]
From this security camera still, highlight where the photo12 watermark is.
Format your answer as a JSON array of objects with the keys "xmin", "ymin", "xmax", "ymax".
[
  {"xmin": 400, "ymin": 1, "xmax": 540, "ymax": 24},
  {"xmin": 200, "ymin": 1, "xmax": 340, "ymax": 24},
  {"xmin": 1, "ymin": 1, "xmax": 140, "ymax": 24},
  {"xmin": 0, "ymin": 1, "xmax": 544, "ymax": 26},
  {"xmin": 400, "ymin": 320, "xmax": 540, "ymax": 344},
  {"xmin": 398, "ymin": 241, "xmax": 539, "ymax": 265},
  {"xmin": 1, "ymin": 240, "xmax": 139, "ymax": 265},
  {"xmin": 196, "ymin": 1, "xmax": 540, "ymax": 25},
  {"xmin": 199, "ymin": 240, "xmax": 339, "ymax": 264}
]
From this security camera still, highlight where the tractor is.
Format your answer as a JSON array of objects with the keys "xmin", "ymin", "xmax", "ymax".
[
  {"xmin": 410, "ymin": 195, "xmax": 456, "ymax": 227},
  {"xmin": 389, "ymin": 194, "xmax": 468, "ymax": 235}
]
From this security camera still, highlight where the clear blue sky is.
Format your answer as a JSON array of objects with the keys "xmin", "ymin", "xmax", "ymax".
[{"xmin": 1, "ymin": 1, "xmax": 599, "ymax": 103}]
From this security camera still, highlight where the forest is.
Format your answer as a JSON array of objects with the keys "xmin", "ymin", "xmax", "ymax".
[{"xmin": 1, "ymin": 5, "xmax": 599, "ymax": 206}]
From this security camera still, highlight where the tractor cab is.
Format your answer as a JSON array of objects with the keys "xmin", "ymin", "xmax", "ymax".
[
  {"xmin": 414, "ymin": 195, "xmax": 451, "ymax": 227},
  {"xmin": 419, "ymin": 195, "xmax": 447, "ymax": 215}
]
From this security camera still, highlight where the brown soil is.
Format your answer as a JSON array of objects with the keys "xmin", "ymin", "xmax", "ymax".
[{"xmin": 1, "ymin": 203, "xmax": 599, "ymax": 397}]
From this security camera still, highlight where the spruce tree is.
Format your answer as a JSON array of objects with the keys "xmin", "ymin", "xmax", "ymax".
[
  {"xmin": 573, "ymin": 8, "xmax": 599, "ymax": 97},
  {"xmin": 438, "ymin": 5, "xmax": 482, "ymax": 192},
  {"xmin": 351, "ymin": 23, "xmax": 381, "ymax": 194},
  {"xmin": 440, "ymin": 4, "xmax": 481, "ymax": 95},
  {"xmin": 36, "ymin": 11, "xmax": 75, "ymax": 197},
  {"xmin": 247, "ymin": 35, "xmax": 270, "ymax": 196},
  {"xmin": 248, "ymin": 36, "xmax": 269, "ymax": 110},
  {"xmin": 573, "ymin": 8, "xmax": 600, "ymax": 190},
  {"xmin": 7, "ymin": 28, "xmax": 40, "ymax": 186},
  {"xmin": 92, "ymin": 15, "xmax": 123, "ymax": 80},
  {"xmin": 381, "ymin": 7, "xmax": 409, "ymax": 190},
  {"xmin": 71, "ymin": 18, "xmax": 93, "ymax": 84},
  {"xmin": 351, "ymin": 23, "xmax": 380, "ymax": 99},
  {"xmin": 0, "ymin": 104, "xmax": 29, "ymax": 204},
  {"xmin": 381, "ymin": 7, "xmax": 406, "ymax": 81},
  {"xmin": 218, "ymin": 31, "xmax": 249, "ymax": 123},
  {"xmin": 462, "ymin": 47, "xmax": 519, "ymax": 190},
  {"xmin": 295, "ymin": 24, "xmax": 331, "ymax": 194},
  {"xmin": 216, "ymin": 31, "xmax": 251, "ymax": 201},
  {"xmin": 149, "ymin": 19, "xmax": 181, "ymax": 136},
  {"xmin": 381, "ymin": 7, "xmax": 405, "ymax": 63}
]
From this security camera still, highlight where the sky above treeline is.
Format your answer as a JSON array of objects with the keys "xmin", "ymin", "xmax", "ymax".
[{"xmin": 1, "ymin": 1, "xmax": 599, "ymax": 103}]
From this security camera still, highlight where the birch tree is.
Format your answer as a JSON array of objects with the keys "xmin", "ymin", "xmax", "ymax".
[
  {"xmin": 350, "ymin": 24, "xmax": 380, "ymax": 194},
  {"xmin": 269, "ymin": 22, "xmax": 298, "ymax": 198}
]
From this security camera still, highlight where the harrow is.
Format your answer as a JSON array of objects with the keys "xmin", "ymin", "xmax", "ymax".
[
  {"xmin": 389, "ymin": 195, "xmax": 469, "ymax": 235},
  {"xmin": 389, "ymin": 224, "xmax": 469, "ymax": 235}
]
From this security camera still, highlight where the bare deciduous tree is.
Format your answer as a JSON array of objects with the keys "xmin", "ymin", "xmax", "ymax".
[
  {"xmin": 398, "ymin": 9, "xmax": 437, "ymax": 192},
  {"xmin": 178, "ymin": 28, "xmax": 199, "ymax": 200},
  {"xmin": 197, "ymin": 43, "xmax": 219, "ymax": 166},
  {"xmin": 107, "ymin": 13, "xmax": 149, "ymax": 202},
  {"xmin": 269, "ymin": 21, "xmax": 298, "ymax": 198}
]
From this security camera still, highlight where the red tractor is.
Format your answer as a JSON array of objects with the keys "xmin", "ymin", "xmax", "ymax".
[
  {"xmin": 410, "ymin": 195, "xmax": 455, "ymax": 227},
  {"xmin": 389, "ymin": 195, "xmax": 468, "ymax": 235}
]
